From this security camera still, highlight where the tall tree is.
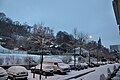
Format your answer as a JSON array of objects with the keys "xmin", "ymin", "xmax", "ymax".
[
  {"xmin": 78, "ymin": 32, "xmax": 89, "ymax": 55},
  {"xmin": 29, "ymin": 23, "xmax": 54, "ymax": 50},
  {"xmin": 56, "ymin": 31, "xmax": 73, "ymax": 44},
  {"xmin": 73, "ymin": 27, "xmax": 78, "ymax": 68}
]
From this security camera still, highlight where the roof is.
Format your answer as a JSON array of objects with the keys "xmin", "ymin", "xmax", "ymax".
[
  {"xmin": 43, "ymin": 58, "xmax": 62, "ymax": 63},
  {"xmin": 0, "ymin": 45, "xmax": 9, "ymax": 50}
]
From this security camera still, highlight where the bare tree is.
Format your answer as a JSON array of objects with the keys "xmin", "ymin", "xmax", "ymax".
[
  {"xmin": 5, "ymin": 56, "xmax": 10, "ymax": 65},
  {"xmin": 16, "ymin": 57, "xmax": 22, "ymax": 65},
  {"xmin": 73, "ymin": 27, "xmax": 78, "ymax": 68},
  {"xmin": 23, "ymin": 56, "xmax": 34, "ymax": 65},
  {"xmin": 78, "ymin": 32, "xmax": 89, "ymax": 55},
  {"xmin": 73, "ymin": 28, "xmax": 77, "ymax": 42},
  {"xmin": 31, "ymin": 23, "xmax": 54, "ymax": 80},
  {"xmin": 73, "ymin": 28, "xmax": 89, "ymax": 64},
  {"xmin": 10, "ymin": 55, "xmax": 15, "ymax": 65},
  {"xmin": 30, "ymin": 23, "xmax": 54, "ymax": 50},
  {"xmin": 62, "ymin": 56, "xmax": 72, "ymax": 64}
]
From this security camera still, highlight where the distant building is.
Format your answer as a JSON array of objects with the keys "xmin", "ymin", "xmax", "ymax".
[{"xmin": 110, "ymin": 45, "xmax": 120, "ymax": 52}]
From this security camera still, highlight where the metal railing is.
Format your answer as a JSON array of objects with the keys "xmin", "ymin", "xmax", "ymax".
[{"xmin": 0, "ymin": 50, "xmax": 27, "ymax": 54}]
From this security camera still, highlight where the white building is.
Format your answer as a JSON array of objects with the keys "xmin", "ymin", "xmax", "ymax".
[{"xmin": 110, "ymin": 45, "xmax": 120, "ymax": 52}]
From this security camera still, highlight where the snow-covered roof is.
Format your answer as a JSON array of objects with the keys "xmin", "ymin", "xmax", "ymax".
[
  {"xmin": 14, "ymin": 48, "xmax": 19, "ymax": 50},
  {"xmin": 33, "ymin": 63, "xmax": 53, "ymax": 69},
  {"xmin": 78, "ymin": 63, "xmax": 88, "ymax": 66},
  {"xmin": 43, "ymin": 58, "xmax": 62, "ymax": 63},
  {"xmin": 55, "ymin": 45, "xmax": 59, "ymax": 48},
  {"xmin": 0, "ymin": 67, "xmax": 7, "ymax": 74},
  {"xmin": 0, "ymin": 45, "xmax": 9, "ymax": 51},
  {"xmin": 50, "ymin": 45, "xmax": 54, "ymax": 48}
]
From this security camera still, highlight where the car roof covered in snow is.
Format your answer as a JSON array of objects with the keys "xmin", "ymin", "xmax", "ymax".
[
  {"xmin": 43, "ymin": 58, "xmax": 62, "ymax": 63},
  {"xmin": 8, "ymin": 66, "xmax": 27, "ymax": 73},
  {"xmin": 0, "ymin": 67, "xmax": 6, "ymax": 72}
]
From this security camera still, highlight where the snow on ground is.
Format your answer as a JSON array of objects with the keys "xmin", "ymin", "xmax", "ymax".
[
  {"xmin": 28, "ymin": 68, "xmax": 95, "ymax": 80},
  {"xmin": 75, "ymin": 63, "xmax": 120, "ymax": 80},
  {"xmin": 27, "ymin": 63, "xmax": 120, "ymax": 80}
]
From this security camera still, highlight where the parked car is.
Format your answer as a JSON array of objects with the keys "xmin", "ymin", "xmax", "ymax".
[
  {"xmin": 92, "ymin": 62, "xmax": 100, "ymax": 67},
  {"xmin": 87, "ymin": 62, "xmax": 97, "ymax": 67},
  {"xmin": 43, "ymin": 58, "xmax": 70, "ymax": 75},
  {"xmin": 31, "ymin": 63, "xmax": 54, "ymax": 76},
  {"xmin": 0, "ymin": 67, "xmax": 8, "ymax": 80},
  {"xmin": 69, "ymin": 62, "xmax": 88, "ymax": 70},
  {"xmin": 78, "ymin": 63, "xmax": 88, "ymax": 69},
  {"xmin": 7, "ymin": 66, "xmax": 28, "ymax": 80},
  {"xmin": 69, "ymin": 62, "xmax": 79, "ymax": 70}
]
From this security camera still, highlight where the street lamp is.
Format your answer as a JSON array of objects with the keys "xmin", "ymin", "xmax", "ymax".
[{"xmin": 88, "ymin": 35, "xmax": 93, "ymax": 64}]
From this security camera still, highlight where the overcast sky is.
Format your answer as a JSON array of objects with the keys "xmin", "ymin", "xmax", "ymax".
[{"xmin": 0, "ymin": 0, "xmax": 120, "ymax": 48}]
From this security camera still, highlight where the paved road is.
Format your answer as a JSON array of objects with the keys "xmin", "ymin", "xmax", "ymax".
[{"xmin": 75, "ymin": 63, "xmax": 120, "ymax": 80}]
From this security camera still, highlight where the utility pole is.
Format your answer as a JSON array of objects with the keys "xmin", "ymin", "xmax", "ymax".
[
  {"xmin": 73, "ymin": 28, "xmax": 77, "ymax": 70},
  {"xmin": 39, "ymin": 51, "xmax": 43, "ymax": 80},
  {"xmin": 39, "ymin": 38, "xmax": 44, "ymax": 80},
  {"xmin": 97, "ymin": 49, "xmax": 98, "ymax": 64},
  {"xmin": 88, "ymin": 50, "xmax": 90, "ymax": 64},
  {"xmin": 74, "ymin": 46, "xmax": 76, "ymax": 69},
  {"xmin": 97, "ymin": 37, "xmax": 102, "ymax": 64}
]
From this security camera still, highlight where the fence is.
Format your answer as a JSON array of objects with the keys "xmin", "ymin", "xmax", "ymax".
[{"xmin": 0, "ymin": 49, "xmax": 27, "ymax": 54}]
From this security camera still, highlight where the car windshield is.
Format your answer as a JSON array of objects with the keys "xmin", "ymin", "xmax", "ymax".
[
  {"xmin": 36, "ymin": 64, "xmax": 53, "ymax": 69},
  {"xmin": 58, "ymin": 62, "xmax": 65, "ymax": 66},
  {"xmin": 45, "ymin": 66, "xmax": 53, "ymax": 69}
]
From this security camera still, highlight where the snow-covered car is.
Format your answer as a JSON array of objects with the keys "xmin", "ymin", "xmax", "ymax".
[
  {"xmin": 69, "ymin": 62, "xmax": 88, "ymax": 70},
  {"xmin": 31, "ymin": 63, "xmax": 54, "ymax": 76},
  {"xmin": 0, "ymin": 67, "xmax": 8, "ymax": 80},
  {"xmin": 78, "ymin": 63, "xmax": 88, "ymax": 69},
  {"xmin": 7, "ymin": 66, "xmax": 28, "ymax": 80},
  {"xmin": 43, "ymin": 58, "xmax": 70, "ymax": 75},
  {"xmin": 86, "ymin": 61, "xmax": 100, "ymax": 67},
  {"xmin": 53, "ymin": 62, "xmax": 70, "ymax": 74}
]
